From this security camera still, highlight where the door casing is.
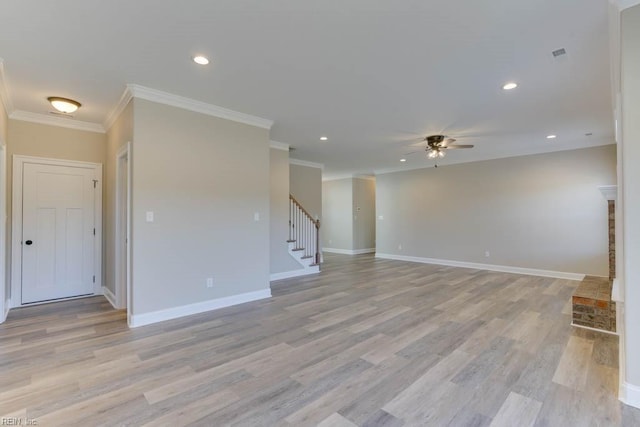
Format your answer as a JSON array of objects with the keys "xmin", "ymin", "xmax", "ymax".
[
  {"xmin": 11, "ymin": 155, "xmax": 103, "ymax": 308},
  {"xmin": 115, "ymin": 142, "xmax": 131, "ymax": 322}
]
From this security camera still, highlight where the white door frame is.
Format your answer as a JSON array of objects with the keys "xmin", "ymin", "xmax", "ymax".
[
  {"xmin": 11, "ymin": 155, "xmax": 103, "ymax": 308},
  {"xmin": 0, "ymin": 145, "xmax": 6, "ymax": 322},
  {"xmin": 115, "ymin": 142, "xmax": 131, "ymax": 322}
]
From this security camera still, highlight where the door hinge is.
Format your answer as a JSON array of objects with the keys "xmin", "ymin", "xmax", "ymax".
[
  {"xmin": 93, "ymin": 179, "xmax": 99, "ymax": 188},
  {"xmin": 93, "ymin": 228, "xmax": 96, "ymax": 236},
  {"xmin": 93, "ymin": 275, "xmax": 96, "ymax": 283}
]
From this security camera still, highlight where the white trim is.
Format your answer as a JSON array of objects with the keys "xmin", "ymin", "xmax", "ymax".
[
  {"xmin": 0, "ymin": 146, "xmax": 5, "ymax": 323},
  {"xmin": 374, "ymin": 253, "xmax": 586, "ymax": 281},
  {"xmin": 115, "ymin": 143, "xmax": 131, "ymax": 313},
  {"xmin": 354, "ymin": 175, "xmax": 376, "ymax": 182},
  {"xmin": 9, "ymin": 110, "xmax": 105, "ymax": 134},
  {"xmin": 11, "ymin": 155, "xmax": 103, "ymax": 307},
  {"xmin": 289, "ymin": 158, "xmax": 324, "ymax": 170},
  {"xmin": 127, "ymin": 84, "xmax": 273, "ymax": 130},
  {"xmin": 612, "ymin": 278, "xmax": 623, "ymax": 302},
  {"xmin": 269, "ymin": 140, "xmax": 290, "ymax": 151},
  {"xmin": 0, "ymin": 59, "xmax": 14, "ymax": 114},
  {"xmin": 323, "ymin": 247, "xmax": 376, "ymax": 255},
  {"xmin": 104, "ymin": 87, "xmax": 133, "ymax": 131},
  {"xmin": 571, "ymin": 322, "xmax": 619, "ymax": 336},
  {"xmin": 102, "ymin": 286, "xmax": 117, "ymax": 309},
  {"xmin": 598, "ymin": 185, "xmax": 618, "ymax": 201},
  {"xmin": 270, "ymin": 269, "xmax": 319, "ymax": 281},
  {"xmin": 615, "ymin": 0, "xmax": 640, "ymax": 11},
  {"xmin": 621, "ymin": 382, "xmax": 640, "ymax": 409},
  {"xmin": 129, "ymin": 288, "xmax": 272, "ymax": 328}
]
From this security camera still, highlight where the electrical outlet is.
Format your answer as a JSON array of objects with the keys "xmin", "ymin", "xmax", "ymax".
[
  {"xmin": 329, "ymin": 239, "xmax": 332, "ymax": 244},
  {"xmin": 485, "ymin": 251, "xmax": 490, "ymax": 258},
  {"xmin": 378, "ymin": 215, "xmax": 384, "ymax": 220},
  {"xmin": 398, "ymin": 244, "xmax": 402, "ymax": 250},
  {"xmin": 206, "ymin": 277, "xmax": 214, "ymax": 288}
]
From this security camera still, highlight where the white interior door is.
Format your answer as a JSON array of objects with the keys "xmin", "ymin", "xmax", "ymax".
[{"xmin": 21, "ymin": 162, "xmax": 96, "ymax": 304}]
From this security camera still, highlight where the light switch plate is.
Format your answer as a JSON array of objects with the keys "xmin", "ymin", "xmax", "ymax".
[{"xmin": 146, "ymin": 211, "xmax": 154, "ymax": 223}]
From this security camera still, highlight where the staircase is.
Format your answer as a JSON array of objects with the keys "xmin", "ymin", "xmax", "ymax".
[{"xmin": 288, "ymin": 195, "xmax": 320, "ymax": 274}]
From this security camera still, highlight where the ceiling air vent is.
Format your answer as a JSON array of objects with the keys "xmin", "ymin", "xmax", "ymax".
[{"xmin": 552, "ymin": 48, "xmax": 567, "ymax": 58}]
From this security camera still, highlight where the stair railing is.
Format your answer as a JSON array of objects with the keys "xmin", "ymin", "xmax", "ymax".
[{"xmin": 289, "ymin": 195, "xmax": 321, "ymax": 266}]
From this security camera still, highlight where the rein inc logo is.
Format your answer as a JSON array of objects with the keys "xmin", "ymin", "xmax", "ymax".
[{"xmin": 1, "ymin": 418, "xmax": 38, "ymax": 425}]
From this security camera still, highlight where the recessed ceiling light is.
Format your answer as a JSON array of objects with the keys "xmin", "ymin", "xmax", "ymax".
[
  {"xmin": 400, "ymin": 158, "xmax": 407, "ymax": 162},
  {"xmin": 320, "ymin": 136, "xmax": 328, "ymax": 141},
  {"xmin": 193, "ymin": 55, "xmax": 210, "ymax": 65},
  {"xmin": 502, "ymin": 82, "xmax": 518, "ymax": 90},
  {"xmin": 546, "ymin": 134, "xmax": 557, "ymax": 139},
  {"xmin": 47, "ymin": 97, "xmax": 81, "ymax": 114}
]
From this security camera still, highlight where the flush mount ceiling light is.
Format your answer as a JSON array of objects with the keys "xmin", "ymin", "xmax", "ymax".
[
  {"xmin": 47, "ymin": 97, "xmax": 81, "ymax": 114},
  {"xmin": 546, "ymin": 134, "xmax": 557, "ymax": 139},
  {"xmin": 320, "ymin": 136, "xmax": 328, "ymax": 141},
  {"xmin": 502, "ymin": 82, "xmax": 518, "ymax": 90},
  {"xmin": 400, "ymin": 158, "xmax": 407, "ymax": 162},
  {"xmin": 193, "ymin": 55, "xmax": 210, "ymax": 65}
]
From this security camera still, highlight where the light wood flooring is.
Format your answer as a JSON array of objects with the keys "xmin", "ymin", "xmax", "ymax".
[{"xmin": 2, "ymin": 253, "xmax": 640, "ymax": 426}]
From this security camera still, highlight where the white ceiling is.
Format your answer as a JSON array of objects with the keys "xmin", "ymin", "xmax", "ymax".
[{"xmin": 0, "ymin": 0, "xmax": 613, "ymax": 179}]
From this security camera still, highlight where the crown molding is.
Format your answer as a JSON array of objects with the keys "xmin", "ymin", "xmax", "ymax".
[
  {"xmin": 353, "ymin": 175, "xmax": 376, "ymax": 181},
  {"xmin": 269, "ymin": 140, "xmax": 290, "ymax": 151},
  {"xmin": 127, "ymin": 84, "xmax": 273, "ymax": 130},
  {"xmin": 103, "ymin": 86, "xmax": 134, "ymax": 131},
  {"xmin": 289, "ymin": 158, "xmax": 324, "ymax": 170},
  {"xmin": 9, "ymin": 110, "xmax": 106, "ymax": 134},
  {"xmin": 0, "ymin": 59, "xmax": 15, "ymax": 114},
  {"xmin": 613, "ymin": 0, "xmax": 640, "ymax": 10}
]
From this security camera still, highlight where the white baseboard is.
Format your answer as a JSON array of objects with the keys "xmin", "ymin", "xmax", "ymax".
[
  {"xmin": 270, "ymin": 268, "xmax": 320, "ymax": 281},
  {"xmin": 323, "ymin": 247, "xmax": 376, "ymax": 255},
  {"xmin": 621, "ymin": 382, "xmax": 640, "ymax": 409},
  {"xmin": 102, "ymin": 286, "xmax": 117, "ymax": 309},
  {"xmin": 129, "ymin": 288, "xmax": 272, "ymax": 328},
  {"xmin": 375, "ymin": 253, "xmax": 586, "ymax": 281},
  {"xmin": 1, "ymin": 298, "xmax": 9, "ymax": 323}
]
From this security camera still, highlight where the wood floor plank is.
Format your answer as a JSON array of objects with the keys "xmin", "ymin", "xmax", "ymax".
[{"xmin": 0, "ymin": 253, "xmax": 637, "ymax": 425}]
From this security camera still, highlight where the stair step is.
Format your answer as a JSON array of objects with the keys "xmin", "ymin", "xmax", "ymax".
[
  {"xmin": 309, "ymin": 263, "xmax": 320, "ymax": 267},
  {"xmin": 301, "ymin": 255, "xmax": 314, "ymax": 259},
  {"xmin": 292, "ymin": 248, "xmax": 305, "ymax": 252},
  {"xmin": 286, "ymin": 239, "xmax": 296, "ymax": 243}
]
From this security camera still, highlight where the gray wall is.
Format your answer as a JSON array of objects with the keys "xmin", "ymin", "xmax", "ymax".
[
  {"xmin": 131, "ymin": 99, "xmax": 270, "ymax": 315},
  {"xmin": 105, "ymin": 100, "xmax": 133, "ymax": 295},
  {"xmin": 621, "ymin": 3, "xmax": 640, "ymax": 395},
  {"xmin": 376, "ymin": 145, "xmax": 616, "ymax": 276},
  {"xmin": 353, "ymin": 178, "xmax": 376, "ymax": 251},
  {"xmin": 270, "ymin": 148, "xmax": 300, "ymax": 274},
  {"xmin": 290, "ymin": 163, "xmax": 322, "ymax": 220},
  {"xmin": 322, "ymin": 178, "xmax": 354, "ymax": 250}
]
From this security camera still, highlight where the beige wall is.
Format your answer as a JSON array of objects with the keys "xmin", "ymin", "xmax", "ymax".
[
  {"xmin": 353, "ymin": 178, "xmax": 376, "ymax": 251},
  {"xmin": 270, "ymin": 148, "xmax": 300, "ymax": 274},
  {"xmin": 6, "ymin": 120, "xmax": 107, "ymax": 301},
  {"xmin": 376, "ymin": 145, "xmax": 616, "ymax": 276},
  {"xmin": 322, "ymin": 178, "xmax": 354, "ymax": 250},
  {"xmin": 131, "ymin": 99, "xmax": 270, "ymax": 315},
  {"xmin": 290, "ymin": 163, "xmax": 322, "ymax": 221},
  {"xmin": 104, "ymin": 101, "xmax": 133, "ymax": 295},
  {"xmin": 621, "ymin": 3, "xmax": 640, "ymax": 396}
]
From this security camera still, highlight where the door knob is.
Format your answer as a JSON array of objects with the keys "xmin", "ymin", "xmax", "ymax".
[{"xmin": 25, "ymin": 240, "xmax": 33, "ymax": 245}]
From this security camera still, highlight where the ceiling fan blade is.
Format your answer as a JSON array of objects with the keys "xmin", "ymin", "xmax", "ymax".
[
  {"xmin": 445, "ymin": 144, "xmax": 474, "ymax": 149},
  {"xmin": 403, "ymin": 150, "xmax": 424, "ymax": 156},
  {"xmin": 441, "ymin": 138, "xmax": 456, "ymax": 146}
]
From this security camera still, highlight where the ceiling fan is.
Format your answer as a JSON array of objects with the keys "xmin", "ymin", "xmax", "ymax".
[{"xmin": 406, "ymin": 134, "xmax": 474, "ymax": 166}]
